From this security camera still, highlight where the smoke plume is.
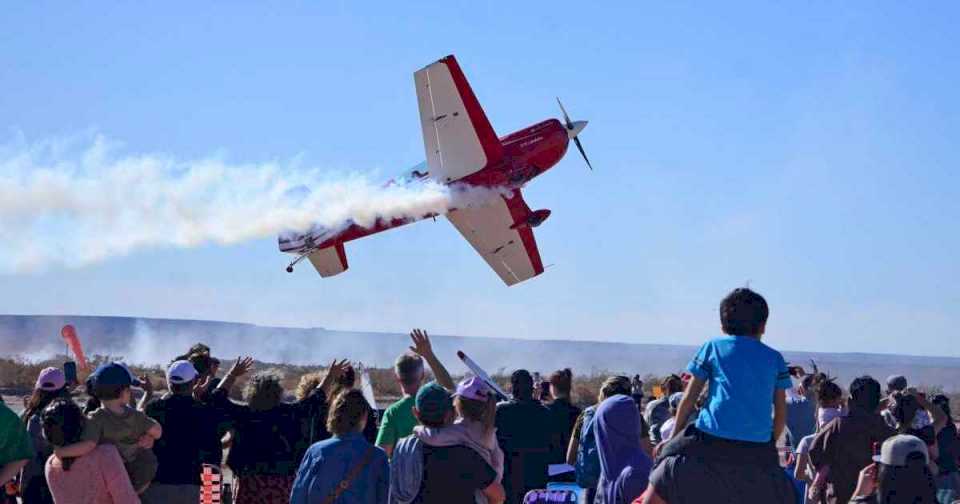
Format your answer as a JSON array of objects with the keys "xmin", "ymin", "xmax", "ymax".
[{"xmin": 0, "ymin": 132, "xmax": 500, "ymax": 272}]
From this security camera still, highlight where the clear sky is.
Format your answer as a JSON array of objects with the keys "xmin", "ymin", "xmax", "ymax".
[{"xmin": 2, "ymin": 3, "xmax": 957, "ymax": 357}]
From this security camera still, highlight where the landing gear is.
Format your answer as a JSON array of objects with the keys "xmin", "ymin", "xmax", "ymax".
[{"xmin": 285, "ymin": 251, "xmax": 313, "ymax": 273}]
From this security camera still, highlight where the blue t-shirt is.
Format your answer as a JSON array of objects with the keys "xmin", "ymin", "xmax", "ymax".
[{"xmin": 686, "ymin": 335, "xmax": 792, "ymax": 443}]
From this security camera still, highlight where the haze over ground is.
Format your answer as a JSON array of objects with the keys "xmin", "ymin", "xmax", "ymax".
[
  {"xmin": 4, "ymin": 315, "xmax": 960, "ymax": 393},
  {"xmin": 1, "ymin": 3, "xmax": 957, "ymax": 357}
]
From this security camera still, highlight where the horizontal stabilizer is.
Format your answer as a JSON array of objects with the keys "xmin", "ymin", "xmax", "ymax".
[{"xmin": 308, "ymin": 243, "xmax": 348, "ymax": 277}]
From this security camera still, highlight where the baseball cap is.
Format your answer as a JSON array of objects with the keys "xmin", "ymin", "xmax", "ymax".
[
  {"xmin": 455, "ymin": 376, "xmax": 492, "ymax": 402},
  {"xmin": 166, "ymin": 360, "xmax": 199, "ymax": 385},
  {"xmin": 35, "ymin": 367, "xmax": 66, "ymax": 392},
  {"xmin": 873, "ymin": 434, "xmax": 929, "ymax": 467},
  {"xmin": 415, "ymin": 381, "xmax": 452, "ymax": 424},
  {"xmin": 90, "ymin": 362, "xmax": 140, "ymax": 388},
  {"xmin": 886, "ymin": 375, "xmax": 908, "ymax": 392}
]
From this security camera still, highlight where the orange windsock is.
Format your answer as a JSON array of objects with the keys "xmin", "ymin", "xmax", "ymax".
[{"xmin": 60, "ymin": 325, "xmax": 88, "ymax": 370}]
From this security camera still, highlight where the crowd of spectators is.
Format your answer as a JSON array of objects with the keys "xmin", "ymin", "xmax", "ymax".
[{"xmin": 1, "ymin": 288, "xmax": 958, "ymax": 504}]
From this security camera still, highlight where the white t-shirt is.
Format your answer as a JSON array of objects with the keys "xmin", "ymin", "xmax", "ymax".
[
  {"xmin": 660, "ymin": 418, "xmax": 677, "ymax": 441},
  {"xmin": 796, "ymin": 433, "xmax": 817, "ymax": 455}
]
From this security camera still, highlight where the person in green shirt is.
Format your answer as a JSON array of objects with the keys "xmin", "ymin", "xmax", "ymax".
[
  {"xmin": 375, "ymin": 328, "xmax": 454, "ymax": 457},
  {"xmin": 0, "ymin": 399, "xmax": 33, "ymax": 488}
]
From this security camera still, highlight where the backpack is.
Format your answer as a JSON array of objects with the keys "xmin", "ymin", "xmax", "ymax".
[{"xmin": 574, "ymin": 406, "xmax": 601, "ymax": 489}]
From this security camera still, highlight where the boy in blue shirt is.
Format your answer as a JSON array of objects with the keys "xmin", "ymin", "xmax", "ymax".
[{"xmin": 669, "ymin": 288, "xmax": 792, "ymax": 446}]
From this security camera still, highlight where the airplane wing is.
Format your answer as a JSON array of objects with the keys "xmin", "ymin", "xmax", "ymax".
[
  {"xmin": 446, "ymin": 189, "xmax": 545, "ymax": 286},
  {"xmin": 415, "ymin": 55, "xmax": 503, "ymax": 183}
]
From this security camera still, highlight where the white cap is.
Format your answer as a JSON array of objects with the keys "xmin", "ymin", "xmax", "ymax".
[{"xmin": 166, "ymin": 360, "xmax": 199, "ymax": 385}]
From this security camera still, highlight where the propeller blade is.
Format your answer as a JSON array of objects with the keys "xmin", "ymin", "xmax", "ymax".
[
  {"xmin": 573, "ymin": 136, "xmax": 593, "ymax": 171},
  {"xmin": 556, "ymin": 97, "xmax": 573, "ymax": 129}
]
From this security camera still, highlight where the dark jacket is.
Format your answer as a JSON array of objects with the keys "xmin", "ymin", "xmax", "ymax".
[
  {"xmin": 496, "ymin": 398, "xmax": 553, "ymax": 503},
  {"xmin": 808, "ymin": 408, "xmax": 896, "ymax": 504}
]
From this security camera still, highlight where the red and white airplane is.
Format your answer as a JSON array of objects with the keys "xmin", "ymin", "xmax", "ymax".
[{"xmin": 279, "ymin": 55, "xmax": 590, "ymax": 286}]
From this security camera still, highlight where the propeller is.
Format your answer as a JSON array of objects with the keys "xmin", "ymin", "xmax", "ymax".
[{"xmin": 557, "ymin": 97, "xmax": 592, "ymax": 170}]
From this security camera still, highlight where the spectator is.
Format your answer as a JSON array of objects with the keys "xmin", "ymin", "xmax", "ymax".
[
  {"xmin": 0, "ymin": 399, "xmax": 31, "ymax": 497},
  {"xmin": 931, "ymin": 394, "xmax": 958, "ymax": 502},
  {"xmin": 55, "ymin": 362, "xmax": 163, "ymax": 494},
  {"xmin": 331, "ymin": 364, "xmax": 381, "ymax": 444},
  {"xmin": 19, "ymin": 367, "xmax": 70, "ymax": 504},
  {"xmin": 594, "ymin": 395, "xmax": 652, "ymax": 504},
  {"xmin": 291, "ymin": 389, "xmax": 389, "ymax": 504},
  {"xmin": 42, "ymin": 399, "xmax": 140, "ymax": 504},
  {"xmin": 793, "ymin": 378, "xmax": 843, "ymax": 485},
  {"xmin": 644, "ymin": 375, "xmax": 683, "ymax": 444},
  {"xmin": 567, "ymin": 376, "xmax": 644, "ymax": 504},
  {"xmin": 225, "ymin": 360, "xmax": 346, "ymax": 504},
  {"xmin": 886, "ymin": 390, "xmax": 947, "ymax": 448},
  {"xmin": 544, "ymin": 368, "xmax": 581, "ymax": 478},
  {"xmin": 643, "ymin": 288, "xmax": 797, "ymax": 504},
  {"xmin": 881, "ymin": 376, "xmax": 932, "ymax": 432},
  {"xmin": 296, "ymin": 371, "xmax": 332, "ymax": 454},
  {"xmin": 657, "ymin": 393, "xmax": 685, "ymax": 442},
  {"xmin": 669, "ymin": 288, "xmax": 791, "ymax": 446},
  {"xmin": 808, "ymin": 376, "xmax": 896, "ymax": 504},
  {"xmin": 140, "ymin": 358, "xmax": 252, "ymax": 504},
  {"xmin": 786, "ymin": 373, "xmax": 818, "ymax": 447},
  {"xmin": 848, "ymin": 434, "xmax": 937, "ymax": 503},
  {"xmin": 389, "ymin": 380, "xmax": 504, "ymax": 504},
  {"xmin": 496, "ymin": 369, "xmax": 553, "ymax": 504},
  {"xmin": 376, "ymin": 329, "xmax": 455, "ymax": 458}
]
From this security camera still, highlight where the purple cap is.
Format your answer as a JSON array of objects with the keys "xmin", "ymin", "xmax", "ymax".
[
  {"xmin": 455, "ymin": 376, "xmax": 492, "ymax": 401},
  {"xmin": 36, "ymin": 367, "xmax": 66, "ymax": 392}
]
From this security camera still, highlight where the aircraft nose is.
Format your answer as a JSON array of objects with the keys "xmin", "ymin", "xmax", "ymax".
[{"xmin": 567, "ymin": 120, "xmax": 588, "ymax": 139}]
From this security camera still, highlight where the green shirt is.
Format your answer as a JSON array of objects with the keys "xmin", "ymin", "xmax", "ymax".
[
  {"xmin": 375, "ymin": 395, "xmax": 417, "ymax": 448},
  {"xmin": 82, "ymin": 406, "xmax": 159, "ymax": 463},
  {"xmin": 0, "ymin": 401, "xmax": 32, "ymax": 466}
]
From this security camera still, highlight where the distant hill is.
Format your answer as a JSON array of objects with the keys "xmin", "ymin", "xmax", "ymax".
[{"xmin": 3, "ymin": 314, "xmax": 960, "ymax": 391}]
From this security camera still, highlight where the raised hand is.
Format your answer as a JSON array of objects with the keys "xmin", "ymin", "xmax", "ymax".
[
  {"xmin": 226, "ymin": 356, "xmax": 255, "ymax": 379},
  {"xmin": 409, "ymin": 329, "xmax": 435, "ymax": 358},
  {"xmin": 319, "ymin": 359, "xmax": 350, "ymax": 397},
  {"xmin": 192, "ymin": 375, "xmax": 212, "ymax": 402},
  {"xmin": 139, "ymin": 374, "xmax": 154, "ymax": 394}
]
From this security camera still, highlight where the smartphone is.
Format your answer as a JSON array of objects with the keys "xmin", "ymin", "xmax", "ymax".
[{"xmin": 63, "ymin": 361, "xmax": 78, "ymax": 385}]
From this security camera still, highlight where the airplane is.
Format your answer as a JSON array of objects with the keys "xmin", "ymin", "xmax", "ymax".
[{"xmin": 279, "ymin": 54, "xmax": 591, "ymax": 286}]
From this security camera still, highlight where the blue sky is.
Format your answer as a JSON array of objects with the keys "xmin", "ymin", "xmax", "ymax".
[{"xmin": 2, "ymin": 2, "xmax": 957, "ymax": 357}]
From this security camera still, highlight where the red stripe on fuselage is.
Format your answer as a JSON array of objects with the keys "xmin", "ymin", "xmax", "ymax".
[{"xmin": 282, "ymin": 120, "xmax": 569, "ymax": 253}]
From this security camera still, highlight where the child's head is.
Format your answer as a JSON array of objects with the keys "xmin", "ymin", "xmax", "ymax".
[
  {"xmin": 816, "ymin": 377, "xmax": 843, "ymax": 408},
  {"xmin": 89, "ymin": 362, "xmax": 138, "ymax": 404},
  {"xmin": 719, "ymin": 288, "xmax": 769, "ymax": 338}
]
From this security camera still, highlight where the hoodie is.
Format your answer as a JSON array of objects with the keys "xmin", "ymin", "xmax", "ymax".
[
  {"xmin": 389, "ymin": 420, "xmax": 503, "ymax": 504},
  {"xmin": 594, "ymin": 396, "xmax": 653, "ymax": 504}
]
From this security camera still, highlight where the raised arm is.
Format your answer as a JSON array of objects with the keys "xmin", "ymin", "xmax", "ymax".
[
  {"xmin": 211, "ymin": 356, "xmax": 255, "ymax": 399},
  {"xmin": 409, "ymin": 329, "xmax": 454, "ymax": 391},
  {"xmin": 669, "ymin": 376, "xmax": 705, "ymax": 441},
  {"xmin": 137, "ymin": 374, "xmax": 154, "ymax": 412}
]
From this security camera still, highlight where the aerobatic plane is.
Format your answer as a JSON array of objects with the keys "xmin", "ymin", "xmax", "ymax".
[{"xmin": 279, "ymin": 54, "xmax": 590, "ymax": 286}]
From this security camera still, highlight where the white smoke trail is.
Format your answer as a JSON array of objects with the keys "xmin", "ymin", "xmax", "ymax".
[{"xmin": 0, "ymin": 132, "xmax": 502, "ymax": 273}]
